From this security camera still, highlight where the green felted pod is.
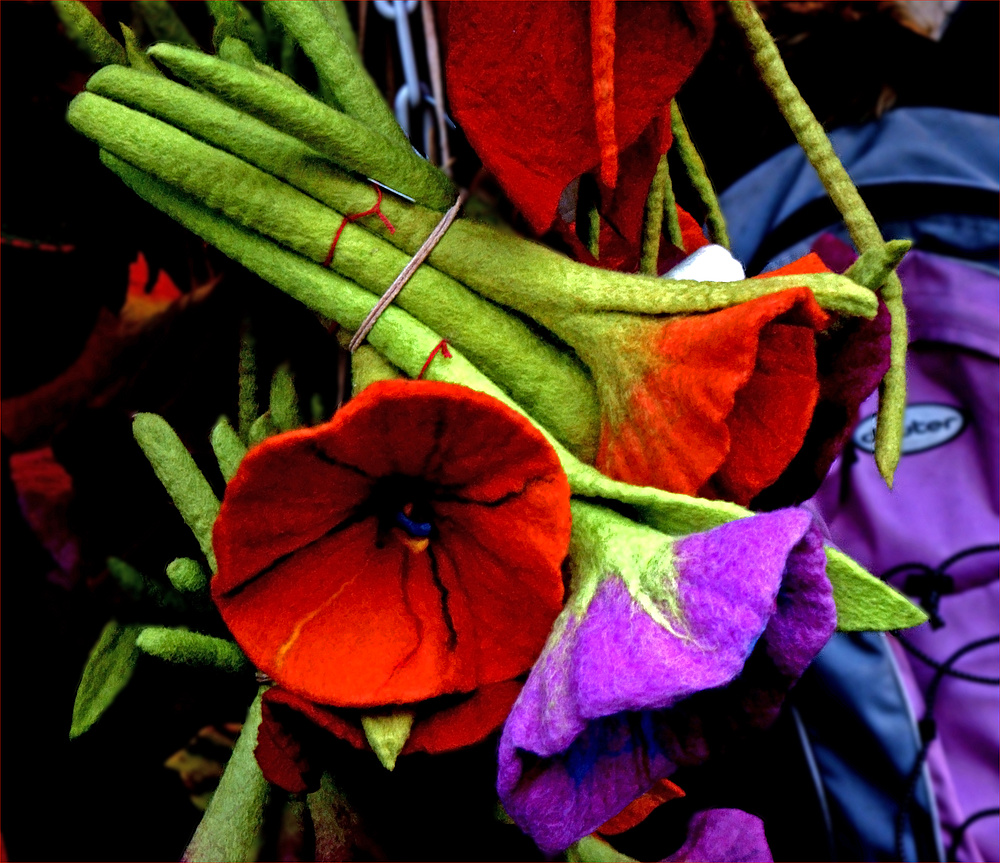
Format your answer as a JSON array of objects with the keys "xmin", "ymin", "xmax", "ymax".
[
  {"xmin": 107, "ymin": 556, "xmax": 186, "ymax": 611},
  {"xmin": 119, "ymin": 24, "xmax": 160, "ymax": 76},
  {"xmin": 206, "ymin": 0, "xmax": 267, "ymax": 60},
  {"xmin": 69, "ymin": 86, "xmax": 600, "ymax": 458},
  {"xmin": 210, "ymin": 416, "xmax": 246, "ymax": 483},
  {"xmin": 70, "ymin": 620, "xmax": 142, "ymax": 739},
  {"xmin": 132, "ymin": 0, "xmax": 198, "ymax": 48},
  {"xmin": 81, "ymin": 66, "xmax": 879, "ymax": 321},
  {"xmin": 52, "ymin": 0, "xmax": 126, "ymax": 66},
  {"xmin": 132, "ymin": 412, "xmax": 220, "ymax": 570},
  {"xmin": 137, "ymin": 627, "xmax": 249, "ymax": 673},
  {"xmin": 167, "ymin": 558, "xmax": 209, "ymax": 594},
  {"xmin": 263, "ymin": 1, "xmax": 407, "ymax": 149},
  {"xmin": 671, "ymin": 99, "xmax": 730, "ymax": 250},
  {"xmin": 145, "ymin": 43, "xmax": 455, "ymax": 210}
]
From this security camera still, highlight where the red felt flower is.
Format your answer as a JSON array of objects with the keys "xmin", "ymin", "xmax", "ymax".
[
  {"xmin": 211, "ymin": 380, "xmax": 571, "ymax": 780},
  {"xmin": 593, "ymin": 266, "xmax": 833, "ymax": 506},
  {"xmin": 443, "ymin": 1, "xmax": 715, "ymax": 269}
]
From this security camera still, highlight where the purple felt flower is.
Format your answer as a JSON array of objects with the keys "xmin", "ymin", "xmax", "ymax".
[
  {"xmin": 661, "ymin": 809, "xmax": 773, "ymax": 863},
  {"xmin": 498, "ymin": 503, "xmax": 835, "ymax": 854}
]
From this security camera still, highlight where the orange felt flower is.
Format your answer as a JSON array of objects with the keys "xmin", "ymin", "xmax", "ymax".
[
  {"xmin": 593, "ymin": 277, "xmax": 830, "ymax": 506},
  {"xmin": 211, "ymin": 380, "xmax": 571, "ymax": 762}
]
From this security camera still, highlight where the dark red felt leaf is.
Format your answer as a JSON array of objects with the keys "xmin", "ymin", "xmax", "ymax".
[
  {"xmin": 595, "ymin": 285, "xmax": 829, "ymax": 506},
  {"xmin": 443, "ymin": 2, "xmax": 715, "ymax": 237},
  {"xmin": 213, "ymin": 381, "xmax": 571, "ymax": 709}
]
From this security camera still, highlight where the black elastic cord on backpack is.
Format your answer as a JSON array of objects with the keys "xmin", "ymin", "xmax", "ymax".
[
  {"xmin": 891, "ymin": 634, "xmax": 1000, "ymax": 862},
  {"xmin": 946, "ymin": 808, "xmax": 1000, "ymax": 862}
]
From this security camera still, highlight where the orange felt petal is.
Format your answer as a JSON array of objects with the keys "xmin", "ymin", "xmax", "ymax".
[
  {"xmin": 212, "ymin": 429, "xmax": 374, "ymax": 595},
  {"xmin": 596, "ymin": 288, "xmax": 828, "ymax": 497},
  {"xmin": 705, "ymin": 323, "xmax": 820, "ymax": 505},
  {"xmin": 212, "ymin": 380, "xmax": 571, "ymax": 708},
  {"xmin": 597, "ymin": 778, "xmax": 685, "ymax": 836}
]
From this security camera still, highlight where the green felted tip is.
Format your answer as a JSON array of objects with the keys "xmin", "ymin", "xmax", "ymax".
[
  {"xmin": 52, "ymin": 0, "xmax": 126, "ymax": 66},
  {"xmin": 132, "ymin": 412, "xmax": 220, "ymax": 570},
  {"xmin": 360, "ymin": 711, "xmax": 415, "ymax": 771},
  {"xmin": 826, "ymin": 547, "xmax": 928, "ymax": 631},
  {"xmin": 137, "ymin": 627, "xmax": 249, "ymax": 673},
  {"xmin": 843, "ymin": 240, "xmax": 912, "ymax": 292},
  {"xmin": 167, "ymin": 557, "xmax": 209, "ymax": 594},
  {"xmin": 269, "ymin": 364, "xmax": 301, "ymax": 432},
  {"xmin": 211, "ymin": 416, "xmax": 247, "ymax": 484}
]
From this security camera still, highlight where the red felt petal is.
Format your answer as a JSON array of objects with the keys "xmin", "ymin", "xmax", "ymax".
[
  {"xmin": 404, "ymin": 680, "xmax": 524, "ymax": 754},
  {"xmin": 444, "ymin": 2, "xmax": 714, "ymax": 234}
]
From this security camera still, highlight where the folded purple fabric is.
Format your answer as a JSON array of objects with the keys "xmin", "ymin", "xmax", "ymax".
[{"xmin": 498, "ymin": 506, "xmax": 835, "ymax": 853}]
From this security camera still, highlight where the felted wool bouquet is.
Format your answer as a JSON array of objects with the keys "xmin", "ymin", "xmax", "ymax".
[{"xmin": 46, "ymin": 1, "xmax": 929, "ymax": 860}]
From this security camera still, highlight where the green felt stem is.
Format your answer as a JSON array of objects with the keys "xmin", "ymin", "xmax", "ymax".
[
  {"xmin": 119, "ymin": 24, "xmax": 160, "ymax": 75},
  {"xmin": 107, "ymin": 556, "xmax": 186, "ymax": 611},
  {"xmin": 211, "ymin": 415, "xmax": 247, "ymax": 483},
  {"xmin": 728, "ymin": 0, "xmax": 907, "ymax": 486},
  {"xmin": 263, "ymin": 1, "xmax": 407, "ymax": 149},
  {"xmin": 81, "ymin": 66, "xmax": 878, "ymax": 324},
  {"xmin": 167, "ymin": 558, "xmax": 209, "ymax": 594},
  {"xmin": 270, "ymin": 364, "xmax": 301, "ymax": 432},
  {"xmin": 137, "ymin": 626, "xmax": 249, "ymax": 673},
  {"xmin": 132, "ymin": 0, "xmax": 198, "ymax": 48},
  {"xmin": 133, "ymin": 413, "xmax": 219, "ymax": 570},
  {"xmin": 69, "ymin": 86, "xmax": 599, "ymax": 460},
  {"xmin": 349, "ymin": 344, "xmax": 406, "ymax": 395},
  {"xmin": 52, "ymin": 0, "xmax": 126, "ymax": 66},
  {"xmin": 182, "ymin": 689, "xmax": 269, "ymax": 863},
  {"xmin": 567, "ymin": 834, "xmax": 637, "ymax": 863},
  {"xmin": 639, "ymin": 154, "xmax": 668, "ymax": 275},
  {"xmin": 146, "ymin": 43, "xmax": 455, "ymax": 210},
  {"xmin": 102, "ymin": 158, "xmax": 924, "ymax": 633},
  {"xmin": 206, "ymin": 0, "xmax": 267, "ymax": 60},
  {"xmin": 315, "ymin": 1, "xmax": 359, "ymax": 57},
  {"xmin": 237, "ymin": 320, "xmax": 257, "ymax": 442},
  {"xmin": 670, "ymin": 100, "xmax": 730, "ymax": 250},
  {"xmin": 661, "ymin": 158, "xmax": 684, "ymax": 252}
]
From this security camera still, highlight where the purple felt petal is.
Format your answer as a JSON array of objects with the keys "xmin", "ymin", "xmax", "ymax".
[
  {"xmin": 574, "ymin": 510, "xmax": 815, "ymax": 716},
  {"xmin": 498, "ymin": 509, "xmax": 834, "ymax": 854},
  {"xmin": 661, "ymin": 809, "xmax": 773, "ymax": 863}
]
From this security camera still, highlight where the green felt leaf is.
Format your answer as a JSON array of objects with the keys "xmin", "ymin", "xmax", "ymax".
[
  {"xmin": 248, "ymin": 412, "xmax": 278, "ymax": 447},
  {"xmin": 52, "ymin": 0, "xmax": 126, "ymax": 66},
  {"xmin": 844, "ymin": 240, "xmax": 911, "ymax": 292},
  {"xmin": 167, "ymin": 557, "xmax": 209, "ymax": 594},
  {"xmin": 182, "ymin": 690, "xmax": 269, "ymax": 862},
  {"xmin": 826, "ymin": 547, "xmax": 928, "ymax": 631},
  {"xmin": 269, "ymin": 364, "xmax": 300, "ymax": 432},
  {"xmin": 132, "ymin": 412, "xmax": 220, "ymax": 570},
  {"xmin": 360, "ymin": 712, "xmax": 414, "ymax": 771},
  {"xmin": 133, "ymin": 0, "xmax": 199, "ymax": 48},
  {"xmin": 137, "ymin": 626, "xmax": 249, "ymax": 673},
  {"xmin": 119, "ymin": 23, "xmax": 160, "ymax": 75},
  {"xmin": 70, "ymin": 620, "xmax": 142, "ymax": 739},
  {"xmin": 566, "ymin": 835, "xmax": 637, "ymax": 863},
  {"xmin": 210, "ymin": 415, "xmax": 246, "ymax": 483}
]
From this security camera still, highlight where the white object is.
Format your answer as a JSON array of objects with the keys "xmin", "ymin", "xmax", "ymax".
[{"xmin": 664, "ymin": 244, "xmax": 746, "ymax": 282}]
